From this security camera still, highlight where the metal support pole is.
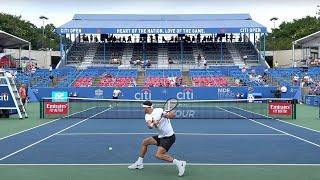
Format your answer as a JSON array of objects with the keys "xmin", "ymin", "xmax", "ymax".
[
  {"xmin": 263, "ymin": 33, "xmax": 266, "ymax": 60},
  {"xmin": 180, "ymin": 38, "xmax": 183, "ymax": 65}
]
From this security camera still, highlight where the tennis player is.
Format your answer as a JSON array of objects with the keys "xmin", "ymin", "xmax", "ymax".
[{"xmin": 128, "ymin": 100, "xmax": 186, "ymax": 176}]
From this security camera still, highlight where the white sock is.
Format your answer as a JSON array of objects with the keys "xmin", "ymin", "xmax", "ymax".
[
  {"xmin": 173, "ymin": 159, "xmax": 179, "ymax": 165},
  {"xmin": 137, "ymin": 157, "xmax": 143, "ymax": 164}
]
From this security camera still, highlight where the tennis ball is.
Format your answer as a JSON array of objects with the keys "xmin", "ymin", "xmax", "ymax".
[{"xmin": 108, "ymin": 147, "xmax": 113, "ymax": 151}]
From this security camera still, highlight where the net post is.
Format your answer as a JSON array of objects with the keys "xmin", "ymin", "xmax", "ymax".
[
  {"xmin": 292, "ymin": 99, "xmax": 297, "ymax": 120},
  {"xmin": 40, "ymin": 98, "xmax": 43, "ymax": 119},
  {"xmin": 318, "ymin": 100, "xmax": 320, "ymax": 119}
]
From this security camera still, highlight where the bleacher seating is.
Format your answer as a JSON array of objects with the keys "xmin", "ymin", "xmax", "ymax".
[
  {"xmin": 72, "ymin": 77, "xmax": 93, "ymax": 87},
  {"xmin": 234, "ymin": 42, "xmax": 259, "ymax": 63},
  {"xmin": 144, "ymin": 69, "xmax": 182, "ymax": 87},
  {"xmin": 67, "ymin": 43, "xmax": 91, "ymax": 63},
  {"xmin": 93, "ymin": 43, "xmax": 124, "ymax": 64},
  {"xmin": 65, "ymin": 39, "xmax": 263, "ymax": 67},
  {"xmin": 267, "ymin": 68, "xmax": 301, "ymax": 86},
  {"xmin": 189, "ymin": 69, "xmax": 229, "ymax": 87},
  {"xmin": 192, "ymin": 77, "xmax": 228, "ymax": 87},
  {"xmin": 132, "ymin": 43, "xmax": 158, "ymax": 65},
  {"xmin": 71, "ymin": 67, "xmax": 137, "ymax": 87},
  {"xmin": 167, "ymin": 43, "xmax": 194, "ymax": 64},
  {"xmin": 200, "ymin": 43, "xmax": 232, "ymax": 64}
]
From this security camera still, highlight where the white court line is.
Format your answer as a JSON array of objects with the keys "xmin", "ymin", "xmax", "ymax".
[
  {"xmin": 0, "ymin": 163, "xmax": 319, "ymax": 166},
  {"xmin": 218, "ymin": 107, "xmax": 320, "ymax": 148},
  {"xmin": 233, "ymin": 106, "xmax": 320, "ymax": 133},
  {"xmin": 0, "ymin": 107, "xmax": 112, "ymax": 161},
  {"xmin": 56, "ymin": 132, "xmax": 286, "ymax": 136},
  {"xmin": 0, "ymin": 106, "xmax": 98, "ymax": 141}
]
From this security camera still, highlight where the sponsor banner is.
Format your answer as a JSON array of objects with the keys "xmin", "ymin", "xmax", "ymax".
[
  {"xmin": 44, "ymin": 102, "xmax": 68, "ymax": 115},
  {"xmin": 0, "ymin": 86, "xmax": 16, "ymax": 108},
  {"xmin": 268, "ymin": 102, "xmax": 292, "ymax": 116},
  {"xmin": 32, "ymin": 86, "xmax": 298, "ymax": 101},
  {"xmin": 57, "ymin": 27, "xmax": 267, "ymax": 35},
  {"xmin": 52, "ymin": 91, "xmax": 68, "ymax": 102},
  {"xmin": 305, "ymin": 95, "xmax": 320, "ymax": 107}
]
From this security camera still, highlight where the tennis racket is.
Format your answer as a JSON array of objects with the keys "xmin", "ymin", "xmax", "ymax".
[
  {"xmin": 152, "ymin": 98, "xmax": 179, "ymax": 127},
  {"xmin": 163, "ymin": 98, "xmax": 179, "ymax": 112}
]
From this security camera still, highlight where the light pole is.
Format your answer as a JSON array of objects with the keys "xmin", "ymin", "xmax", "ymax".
[
  {"xmin": 39, "ymin": 16, "xmax": 48, "ymax": 49},
  {"xmin": 270, "ymin": 17, "xmax": 278, "ymax": 67}
]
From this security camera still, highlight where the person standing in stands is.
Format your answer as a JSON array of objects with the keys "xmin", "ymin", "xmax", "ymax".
[
  {"xmin": 155, "ymin": 34, "xmax": 159, "ymax": 42},
  {"xmin": 90, "ymin": 34, "xmax": 93, "ymax": 42}
]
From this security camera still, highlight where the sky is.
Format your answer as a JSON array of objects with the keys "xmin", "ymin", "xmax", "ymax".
[{"xmin": 0, "ymin": 0, "xmax": 319, "ymax": 32}]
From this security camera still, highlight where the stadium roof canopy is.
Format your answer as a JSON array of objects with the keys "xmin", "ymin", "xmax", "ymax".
[
  {"xmin": 0, "ymin": 30, "xmax": 30, "ymax": 48},
  {"xmin": 294, "ymin": 31, "xmax": 320, "ymax": 47},
  {"xmin": 57, "ymin": 14, "xmax": 267, "ymax": 35}
]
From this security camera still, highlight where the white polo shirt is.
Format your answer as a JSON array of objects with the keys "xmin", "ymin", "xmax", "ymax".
[
  {"xmin": 113, "ymin": 89, "xmax": 121, "ymax": 97},
  {"xmin": 145, "ymin": 108, "xmax": 174, "ymax": 138}
]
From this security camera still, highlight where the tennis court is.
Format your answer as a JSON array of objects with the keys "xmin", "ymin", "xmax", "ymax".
[{"xmin": 0, "ymin": 101, "xmax": 320, "ymax": 179}]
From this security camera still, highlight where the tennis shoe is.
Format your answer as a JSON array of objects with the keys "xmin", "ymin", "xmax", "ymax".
[
  {"xmin": 177, "ymin": 160, "xmax": 186, "ymax": 176},
  {"xmin": 128, "ymin": 161, "xmax": 144, "ymax": 169}
]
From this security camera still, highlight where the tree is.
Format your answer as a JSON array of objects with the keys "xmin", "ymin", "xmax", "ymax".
[
  {"xmin": 0, "ymin": 13, "xmax": 68, "ymax": 50},
  {"xmin": 266, "ymin": 16, "xmax": 320, "ymax": 50}
]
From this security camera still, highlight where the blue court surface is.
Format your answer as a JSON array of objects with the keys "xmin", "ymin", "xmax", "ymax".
[{"xmin": 0, "ymin": 115, "xmax": 320, "ymax": 165}]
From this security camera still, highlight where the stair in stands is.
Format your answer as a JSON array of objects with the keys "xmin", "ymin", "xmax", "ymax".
[
  {"xmin": 182, "ymin": 71, "xmax": 192, "ymax": 87},
  {"xmin": 192, "ymin": 43, "xmax": 203, "ymax": 65},
  {"xmin": 226, "ymin": 43, "xmax": 244, "ymax": 67},
  {"xmin": 157, "ymin": 43, "xmax": 169, "ymax": 68},
  {"xmin": 121, "ymin": 43, "xmax": 134, "ymax": 68},
  {"xmin": 136, "ymin": 70, "xmax": 145, "ymax": 86},
  {"xmin": 78, "ymin": 44, "xmax": 98, "ymax": 69}
]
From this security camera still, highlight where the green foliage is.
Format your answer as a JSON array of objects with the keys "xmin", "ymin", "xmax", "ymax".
[
  {"xmin": 267, "ymin": 16, "xmax": 320, "ymax": 50},
  {"xmin": 0, "ymin": 13, "xmax": 63, "ymax": 50}
]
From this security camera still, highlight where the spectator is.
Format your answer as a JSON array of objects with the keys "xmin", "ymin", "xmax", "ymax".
[
  {"xmin": 162, "ymin": 36, "xmax": 166, "ymax": 43},
  {"xmin": 168, "ymin": 58, "xmax": 173, "ymax": 64},
  {"xmin": 134, "ymin": 59, "xmax": 141, "ymax": 66},
  {"xmin": 49, "ymin": 74, "xmax": 55, "ymax": 86},
  {"xmin": 243, "ymin": 55, "xmax": 248, "ymax": 63},
  {"xmin": 106, "ymin": 73, "xmax": 112, "ymax": 78},
  {"xmin": 90, "ymin": 34, "xmax": 93, "ymax": 42},
  {"xmin": 273, "ymin": 86, "xmax": 282, "ymax": 98},
  {"xmin": 155, "ymin": 34, "xmax": 159, "ymax": 42},
  {"xmin": 21, "ymin": 62, "xmax": 26, "ymax": 73},
  {"xmin": 203, "ymin": 59, "xmax": 207, "ymax": 69},
  {"xmin": 19, "ymin": 84, "xmax": 27, "ymax": 105},
  {"xmin": 292, "ymin": 75, "xmax": 299, "ymax": 86},
  {"xmin": 235, "ymin": 79, "xmax": 240, "ymax": 86},
  {"xmin": 150, "ymin": 35, "xmax": 153, "ymax": 43},
  {"xmin": 197, "ymin": 54, "xmax": 201, "ymax": 66},
  {"xmin": 241, "ymin": 66, "xmax": 247, "ymax": 73},
  {"xmin": 230, "ymin": 33, "xmax": 234, "ymax": 42},
  {"xmin": 130, "ymin": 58, "xmax": 134, "ymax": 65}
]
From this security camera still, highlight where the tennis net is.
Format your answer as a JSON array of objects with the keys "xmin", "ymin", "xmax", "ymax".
[{"xmin": 40, "ymin": 97, "xmax": 296, "ymax": 120}]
